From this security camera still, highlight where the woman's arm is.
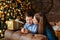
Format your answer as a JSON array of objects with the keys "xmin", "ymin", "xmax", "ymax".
[{"xmin": 45, "ymin": 28, "xmax": 57, "ymax": 40}]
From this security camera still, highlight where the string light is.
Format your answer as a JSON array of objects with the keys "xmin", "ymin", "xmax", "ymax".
[
  {"xmin": 0, "ymin": 0, "xmax": 31, "ymax": 38},
  {"xmin": 0, "ymin": 30, "xmax": 2, "ymax": 33}
]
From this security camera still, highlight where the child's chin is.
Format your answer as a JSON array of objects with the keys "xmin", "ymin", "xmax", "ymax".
[{"xmin": 28, "ymin": 23, "xmax": 32, "ymax": 25}]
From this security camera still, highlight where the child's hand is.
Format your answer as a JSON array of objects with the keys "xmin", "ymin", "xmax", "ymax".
[
  {"xmin": 21, "ymin": 28, "xmax": 29, "ymax": 34},
  {"xmin": 21, "ymin": 28, "xmax": 25, "ymax": 33}
]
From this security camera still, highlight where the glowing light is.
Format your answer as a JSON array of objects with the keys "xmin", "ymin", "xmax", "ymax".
[{"xmin": 0, "ymin": 30, "xmax": 2, "ymax": 33}]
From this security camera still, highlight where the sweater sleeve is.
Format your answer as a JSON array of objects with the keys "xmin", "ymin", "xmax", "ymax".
[{"xmin": 45, "ymin": 27, "xmax": 57, "ymax": 40}]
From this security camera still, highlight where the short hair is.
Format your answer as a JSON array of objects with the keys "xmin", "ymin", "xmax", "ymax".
[{"xmin": 25, "ymin": 9, "xmax": 35, "ymax": 18}]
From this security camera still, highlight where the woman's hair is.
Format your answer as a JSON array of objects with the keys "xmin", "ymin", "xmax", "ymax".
[
  {"xmin": 34, "ymin": 13, "xmax": 43, "ymax": 23},
  {"xmin": 34, "ymin": 12, "xmax": 58, "ymax": 40},
  {"xmin": 34, "ymin": 13, "xmax": 43, "ymax": 34},
  {"xmin": 34, "ymin": 12, "xmax": 55, "ymax": 34}
]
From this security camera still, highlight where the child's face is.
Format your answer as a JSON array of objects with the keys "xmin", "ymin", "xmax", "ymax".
[{"xmin": 26, "ymin": 16, "xmax": 33, "ymax": 25}]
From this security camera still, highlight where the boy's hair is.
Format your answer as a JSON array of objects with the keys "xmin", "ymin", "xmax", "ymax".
[{"xmin": 25, "ymin": 9, "xmax": 35, "ymax": 18}]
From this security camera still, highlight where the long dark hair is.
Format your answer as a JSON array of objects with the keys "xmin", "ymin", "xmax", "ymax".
[
  {"xmin": 34, "ymin": 13, "xmax": 43, "ymax": 34},
  {"xmin": 34, "ymin": 12, "xmax": 55, "ymax": 34},
  {"xmin": 34, "ymin": 12, "xmax": 58, "ymax": 40},
  {"xmin": 43, "ymin": 14, "xmax": 58, "ymax": 40},
  {"xmin": 43, "ymin": 14, "xmax": 55, "ymax": 33}
]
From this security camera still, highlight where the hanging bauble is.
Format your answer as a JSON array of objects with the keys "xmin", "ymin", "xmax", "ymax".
[
  {"xmin": 1, "ymin": 15, "xmax": 4, "ymax": 18},
  {"xmin": 7, "ymin": 13, "xmax": 10, "ymax": 16},
  {"xmin": 1, "ymin": 18, "xmax": 4, "ymax": 21}
]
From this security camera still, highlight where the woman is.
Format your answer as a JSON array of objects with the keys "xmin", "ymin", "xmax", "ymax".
[{"xmin": 33, "ymin": 13, "xmax": 58, "ymax": 40}]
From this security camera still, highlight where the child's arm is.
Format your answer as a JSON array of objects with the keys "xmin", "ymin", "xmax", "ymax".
[
  {"xmin": 27, "ymin": 25, "xmax": 37, "ymax": 34},
  {"xmin": 21, "ymin": 23, "xmax": 31, "ymax": 33},
  {"xmin": 21, "ymin": 28, "xmax": 29, "ymax": 34}
]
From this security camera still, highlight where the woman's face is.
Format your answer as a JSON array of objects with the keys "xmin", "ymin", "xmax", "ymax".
[{"xmin": 33, "ymin": 16, "xmax": 38, "ymax": 24}]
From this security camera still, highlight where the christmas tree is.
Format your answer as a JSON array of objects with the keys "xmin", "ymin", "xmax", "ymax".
[{"xmin": 0, "ymin": 0, "xmax": 31, "ymax": 30}]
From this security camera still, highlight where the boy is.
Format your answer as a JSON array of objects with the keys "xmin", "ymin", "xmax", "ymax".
[{"xmin": 21, "ymin": 12, "xmax": 37, "ymax": 34}]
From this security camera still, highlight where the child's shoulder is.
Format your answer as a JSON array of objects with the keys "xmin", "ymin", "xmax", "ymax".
[
  {"xmin": 24, "ymin": 23, "xmax": 27, "ymax": 26},
  {"xmin": 24, "ymin": 23, "xmax": 27, "ymax": 25}
]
